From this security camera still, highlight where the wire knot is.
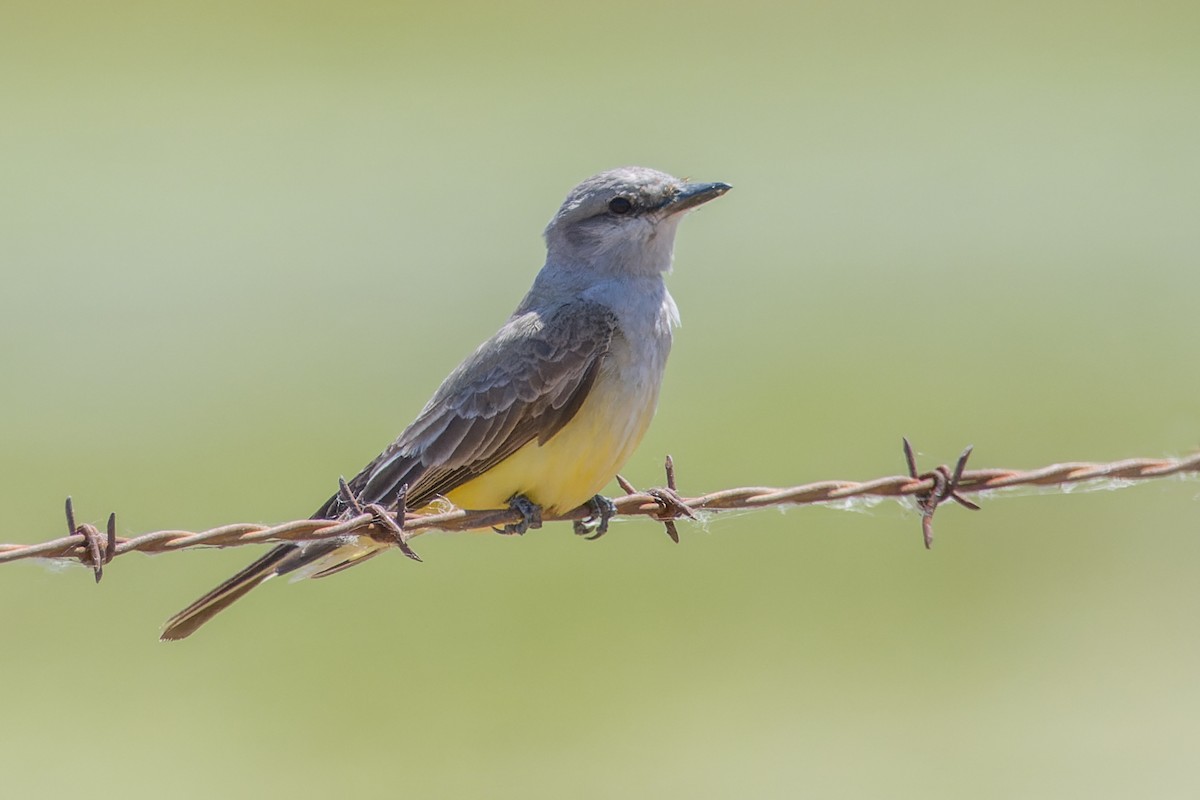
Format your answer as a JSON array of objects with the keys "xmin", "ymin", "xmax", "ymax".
[
  {"xmin": 64, "ymin": 497, "xmax": 116, "ymax": 583},
  {"xmin": 336, "ymin": 478, "xmax": 422, "ymax": 562},
  {"xmin": 902, "ymin": 438, "xmax": 982, "ymax": 549},
  {"xmin": 617, "ymin": 455, "xmax": 696, "ymax": 543}
]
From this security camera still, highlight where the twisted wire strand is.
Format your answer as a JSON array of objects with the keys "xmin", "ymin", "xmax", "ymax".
[{"xmin": 2, "ymin": 451, "xmax": 1197, "ymax": 573}]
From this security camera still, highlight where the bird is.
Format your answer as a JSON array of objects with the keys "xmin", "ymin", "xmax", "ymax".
[{"xmin": 161, "ymin": 166, "xmax": 730, "ymax": 640}]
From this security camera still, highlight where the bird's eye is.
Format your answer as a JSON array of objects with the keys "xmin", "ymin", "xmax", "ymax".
[{"xmin": 608, "ymin": 197, "xmax": 634, "ymax": 215}]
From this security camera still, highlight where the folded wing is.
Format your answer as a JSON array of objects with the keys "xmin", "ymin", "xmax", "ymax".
[{"xmin": 313, "ymin": 300, "xmax": 618, "ymax": 518}]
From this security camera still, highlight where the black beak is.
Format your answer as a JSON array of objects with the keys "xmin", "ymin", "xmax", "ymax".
[{"xmin": 663, "ymin": 181, "xmax": 732, "ymax": 215}]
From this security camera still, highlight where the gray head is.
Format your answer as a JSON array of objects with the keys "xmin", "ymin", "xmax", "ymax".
[{"xmin": 544, "ymin": 166, "xmax": 730, "ymax": 276}]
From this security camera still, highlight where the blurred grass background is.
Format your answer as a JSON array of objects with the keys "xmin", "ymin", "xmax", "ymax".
[{"xmin": 2, "ymin": 1, "xmax": 1199, "ymax": 797}]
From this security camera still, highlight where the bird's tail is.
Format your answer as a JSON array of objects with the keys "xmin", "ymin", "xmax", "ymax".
[
  {"xmin": 160, "ymin": 544, "xmax": 296, "ymax": 641},
  {"xmin": 160, "ymin": 536, "xmax": 389, "ymax": 641}
]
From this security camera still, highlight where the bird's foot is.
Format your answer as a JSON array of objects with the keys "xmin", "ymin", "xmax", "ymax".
[
  {"xmin": 495, "ymin": 494, "xmax": 543, "ymax": 536},
  {"xmin": 573, "ymin": 494, "xmax": 618, "ymax": 540}
]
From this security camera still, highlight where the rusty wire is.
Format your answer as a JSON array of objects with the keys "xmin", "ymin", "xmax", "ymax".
[{"xmin": 2, "ymin": 442, "xmax": 1198, "ymax": 579}]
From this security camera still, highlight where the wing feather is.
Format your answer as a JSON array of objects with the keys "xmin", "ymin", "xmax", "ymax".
[{"xmin": 312, "ymin": 301, "xmax": 617, "ymax": 518}]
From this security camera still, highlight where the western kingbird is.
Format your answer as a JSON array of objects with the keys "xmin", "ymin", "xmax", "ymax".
[{"xmin": 161, "ymin": 166, "xmax": 730, "ymax": 640}]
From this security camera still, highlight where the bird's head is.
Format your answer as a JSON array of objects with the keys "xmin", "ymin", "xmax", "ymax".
[{"xmin": 544, "ymin": 166, "xmax": 730, "ymax": 276}]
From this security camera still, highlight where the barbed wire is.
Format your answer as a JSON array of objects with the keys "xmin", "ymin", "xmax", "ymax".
[{"xmin": 2, "ymin": 441, "xmax": 1197, "ymax": 581}]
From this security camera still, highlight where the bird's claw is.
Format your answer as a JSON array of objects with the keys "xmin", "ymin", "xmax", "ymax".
[
  {"xmin": 574, "ymin": 494, "xmax": 618, "ymax": 540},
  {"xmin": 495, "ymin": 494, "xmax": 542, "ymax": 535}
]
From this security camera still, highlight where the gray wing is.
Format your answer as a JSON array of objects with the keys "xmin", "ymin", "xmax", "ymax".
[{"xmin": 313, "ymin": 300, "xmax": 618, "ymax": 518}]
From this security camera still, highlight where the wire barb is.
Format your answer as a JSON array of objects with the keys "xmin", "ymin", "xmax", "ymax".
[
  {"xmin": 3, "ymin": 449, "xmax": 1198, "ymax": 573},
  {"xmin": 337, "ymin": 477, "xmax": 421, "ymax": 562},
  {"xmin": 63, "ymin": 497, "xmax": 116, "ymax": 583},
  {"xmin": 645, "ymin": 455, "xmax": 696, "ymax": 543},
  {"xmin": 902, "ymin": 439, "xmax": 982, "ymax": 549}
]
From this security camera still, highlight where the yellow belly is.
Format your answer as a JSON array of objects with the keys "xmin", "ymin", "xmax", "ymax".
[{"xmin": 443, "ymin": 373, "xmax": 658, "ymax": 513}]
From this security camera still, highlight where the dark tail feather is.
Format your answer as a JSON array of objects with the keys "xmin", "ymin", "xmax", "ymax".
[{"xmin": 160, "ymin": 544, "xmax": 296, "ymax": 641}]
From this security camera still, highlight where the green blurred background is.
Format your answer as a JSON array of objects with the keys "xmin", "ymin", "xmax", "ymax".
[{"xmin": 2, "ymin": 1, "xmax": 1198, "ymax": 797}]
